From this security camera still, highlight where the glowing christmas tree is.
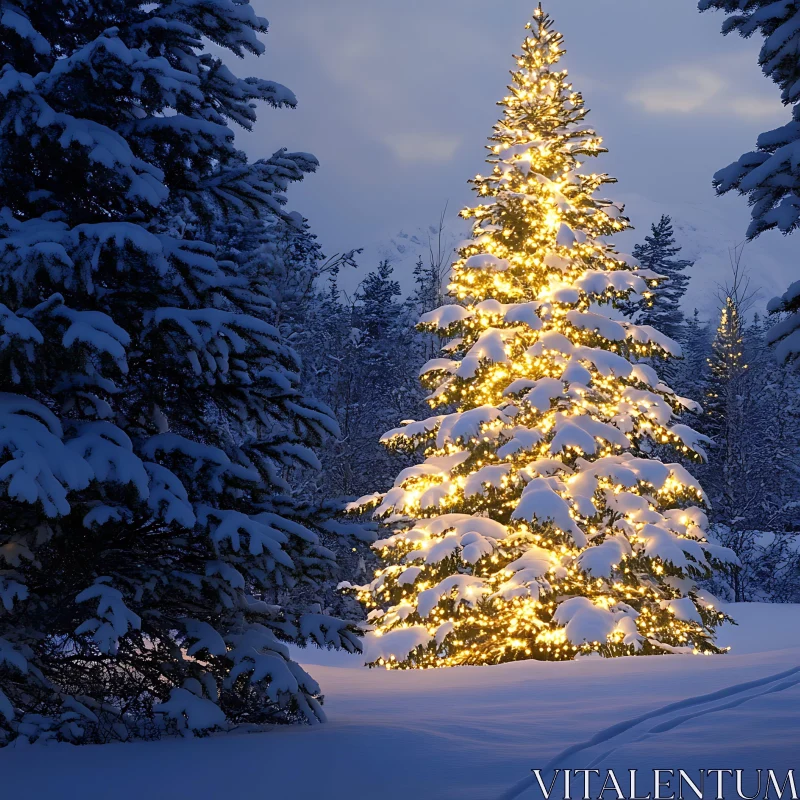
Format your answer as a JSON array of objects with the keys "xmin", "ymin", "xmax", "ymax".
[{"xmin": 348, "ymin": 6, "xmax": 738, "ymax": 668}]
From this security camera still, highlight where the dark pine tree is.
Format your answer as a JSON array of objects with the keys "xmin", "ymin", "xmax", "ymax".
[
  {"xmin": 356, "ymin": 260, "xmax": 402, "ymax": 340},
  {"xmin": 632, "ymin": 216, "xmax": 692, "ymax": 339},
  {"xmin": 699, "ymin": 1, "xmax": 800, "ymax": 362},
  {"xmin": 625, "ymin": 215, "xmax": 693, "ymax": 383},
  {"xmin": 675, "ymin": 309, "xmax": 712, "ymax": 404},
  {"xmin": 0, "ymin": 0, "xmax": 361, "ymax": 743}
]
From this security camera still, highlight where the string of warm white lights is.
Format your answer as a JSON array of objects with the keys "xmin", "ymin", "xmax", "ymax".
[{"xmin": 345, "ymin": 4, "xmax": 738, "ymax": 670}]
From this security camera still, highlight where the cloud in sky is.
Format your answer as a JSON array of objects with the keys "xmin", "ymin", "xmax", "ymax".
[
  {"xmin": 280, "ymin": 6, "xmax": 469, "ymax": 165},
  {"xmin": 241, "ymin": 0, "xmax": 797, "ymax": 300},
  {"xmin": 628, "ymin": 57, "xmax": 784, "ymax": 119},
  {"xmin": 383, "ymin": 133, "xmax": 461, "ymax": 162}
]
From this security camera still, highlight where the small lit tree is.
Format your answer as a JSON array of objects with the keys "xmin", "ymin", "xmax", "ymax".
[
  {"xmin": 705, "ymin": 297, "xmax": 746, "ymax": 437},
  {"xmin": 348, "ymin": 5, "xmax": 737, "ymax": 668}
]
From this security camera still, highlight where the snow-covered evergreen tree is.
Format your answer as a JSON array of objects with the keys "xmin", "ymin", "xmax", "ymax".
[
  {"xmin": 623, "ymin": 215, "xmax": 693, "ymax": 384},
  {"xmin": 400, "ymin": 214, "xmax": 459, "ymax": 367},
  {"xmin": 700, "ymin": 306, "xmax": 800, "ymax": 601},
  {"xmin": 674, "ymin": 309, "xmax": 713, "ymax": 405},
  {"xmin": 292, "ymin": 244, "xmax": 457, "ymax": 613},
  {"xmin": 627, "ymin": 216, "xmax": 692, "ymax": 340},
  {"xmin": 209, "ymin": 212, "xmax": 359, "ymax": 334},
  {"xmin": 407, "ymin": 257, "xmax": 448, "ymax": 363},
  {"xmin": 205, "ymin": 212, "xmax": 374, "ymax": 620},
  {"xmin": 699, "ymin": 1, "xmax": 800, "ymax": 360},
  {"xmin": 700, "ymin": 0, "xmax": 800, "ymax": 238},
  {"xmin": 357, "ymin": 261, "xmax": 402, "ymax": 341},
  {"xmin": 705, "ymin": 296, "xmax": 746, "ymax": 437},
  {"xmin": 0, "ymin": 0, "xmax": 361, "ymax": 742},
  {"xmin": 300, "ymin": 262, "xmax": 425, "ymax": 502},
  {"xmin": 666, "ymin": 275, "xmax": 800, "ymax": 603},
  {"xmin": 348, "ymin": 7, "xmax": 737, "ymax": 669}
]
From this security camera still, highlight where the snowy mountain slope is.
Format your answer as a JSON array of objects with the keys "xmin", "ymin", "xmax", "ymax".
[
  {"xmin": 617, "ymin": 193, "xmax": 796, "ymax": 320},
  {"xmin": 337, "ymin": 216, "xmax": 467, "ymax": 298},
  {"xmin": 2, "ymin": 603, "xmax": 798, "ymax": 800},
  {"xmin": 337, "ymin": 194, "xmax": 795, "ymax": 322}
]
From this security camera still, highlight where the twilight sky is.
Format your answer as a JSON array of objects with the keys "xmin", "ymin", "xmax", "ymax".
[{"xmin": 231, "ymin": 0, "xmax": 794, "ymax": 311}]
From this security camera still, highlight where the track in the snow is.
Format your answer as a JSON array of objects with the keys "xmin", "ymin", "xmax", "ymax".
[{"xmin": 496, "ymin": 664, "xmax": 800, "ymax": 800}]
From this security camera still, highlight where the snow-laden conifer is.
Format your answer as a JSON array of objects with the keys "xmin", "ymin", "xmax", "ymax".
[
  {"xmin": 700, "ymin": 0, "xmax": 800, "ymax": 239},
  {"xmin": 0, "ymin": 0, "xmax": 360, "ymax": 742},
  {"xmin": 705, "ymin": 297, "xmax": 747, "ymax": 439},
  {"xmin": 624, "ymin": 216, "xmax": 693, "ymax": 384},
  {"xmin": 628, "ymin": 217, "xmax": 692, "ymax": 340},
  {"xmin": 347, "ymin": 7, "xmax": 737, "ymax": 668},
  {"xmin": 699, "ymin": 1, "xmax": 800, "ymax": 359}
]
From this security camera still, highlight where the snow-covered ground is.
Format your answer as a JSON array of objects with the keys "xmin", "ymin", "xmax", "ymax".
[{"xmin": 3, "ymin": 603, "xmax": 798, "ymax": 799}]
